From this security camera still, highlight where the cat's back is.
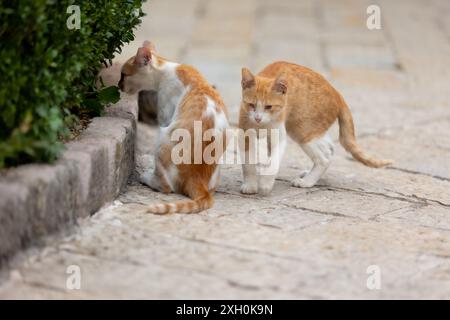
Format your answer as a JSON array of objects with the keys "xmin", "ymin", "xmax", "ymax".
[
  {"xmin": 258, "ymin": 61, "xmax": 328, "ymax": 85},
  {"xmin": 177, "ymin": 64, "xmax": 224, "ymax": 105},
  {"xmin": 174, "ymin": 64, "xmax": 229, "ymax": 126}
]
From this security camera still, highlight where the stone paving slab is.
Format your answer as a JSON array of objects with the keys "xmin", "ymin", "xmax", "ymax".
[
  {"xmin": 1, "ymin": 0, "xmax": 449, "ymax": 299},
  {"xmin": 1, "ymin": 122, "xmax": 449, "ymax": 299}
]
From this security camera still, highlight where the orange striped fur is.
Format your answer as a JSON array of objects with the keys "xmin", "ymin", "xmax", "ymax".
[
  {"xmin": 239, "ymin": 61, "xmax": 392, "ymax": 194},
  {"xmin": 240, "ymin": 61, "xmax": 392, "ymax": 168}
]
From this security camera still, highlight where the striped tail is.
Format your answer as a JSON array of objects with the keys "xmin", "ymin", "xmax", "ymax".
[
  {"xmin": 147, "ymin": 191, "xmax": 214, "ymax": 215},
  {"xmin": 338, "ymin": 101, "xmax": 393, "ymax": 168}
]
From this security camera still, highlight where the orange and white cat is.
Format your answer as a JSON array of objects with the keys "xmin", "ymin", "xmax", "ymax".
[
  {"xmin": 119, "ymin": 41, "xmax": 229, "ymax": 213},
  {"xmin": 239, "ymin": 61, "xmax": 392, "ymax": 195}
]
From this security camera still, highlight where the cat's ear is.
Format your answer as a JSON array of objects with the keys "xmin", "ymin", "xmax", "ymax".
[
  {"xmin": 273, "ymin": 73, "xmax": 288, "ymax": 95},
  {"xmin": 241, "ymin": 68, "xmax": 255, "ymax": 90},
  {"xmin": 135, "ymin": 46, "xmax": 152, "ymax": 67}
]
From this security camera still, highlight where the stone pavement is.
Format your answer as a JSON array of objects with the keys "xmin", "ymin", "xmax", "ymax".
[{"xmin": 1, "ymin": 0, "xmax": 449, "ymax": 299}]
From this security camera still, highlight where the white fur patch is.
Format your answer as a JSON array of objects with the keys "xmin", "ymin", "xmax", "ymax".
[
  {"xmin": 258, "ymin": 123, "xmax": 287, "ymax": 176},
  {"xmin": 292, "ymin": 132, "xmax": 334, "ymax": 188},
  {"xmin": 301, "ymin": 133, "xmax": 334, "ymax": 166},
  {"xmin": 166, "ymin": 165, "xmax": 178, "ymax": 191},
  {"xmin": 204, "ymin": 96, "xmax": 216, "ymax": 117},
  {"xmin": 157, "ymin": 125, "xmax": 171, "ymax": 148},
  {"xmin": 215, "ymin": 109, "xmax": 229, "ymax": 133},
  {"xmin": 204, "ymin": 96, "xmax": 229, "ymax": 133},
  {"xmin": 157, "ymin": 62, "xmax": 186, "ymax": 126},
  {"xmin": 208, "ymin": 167, "xmax": 220, "ymax": 190}
]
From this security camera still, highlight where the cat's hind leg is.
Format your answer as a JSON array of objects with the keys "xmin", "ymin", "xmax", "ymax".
[
  {"xmin": 292, "ymin": 133, "xmax": 334, "ymax": 188},
  {"xmin": 140, "ymin": 160, "xmax": 172, "ymax": 194},
  {"xmin": 140, "ymin": 170, "xmax": 162, "ymax": 190}
]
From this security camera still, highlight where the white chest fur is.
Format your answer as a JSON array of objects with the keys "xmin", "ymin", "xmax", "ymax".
[{"xmin": 156, "ymin": 62, "xmax": 186, "ymax": 126}]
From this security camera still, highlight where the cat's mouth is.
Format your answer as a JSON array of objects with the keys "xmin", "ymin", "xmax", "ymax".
[
  {"xmin": 251, "ymin": 114, "xmax": 268, "ymax": 124},
  {"xmin": 251, "ymin": 118, "xmax": 268, "ymax": 126},
  {"xmin": 252, "ymin": 114, "xmax": 262, "ymax": 123}
]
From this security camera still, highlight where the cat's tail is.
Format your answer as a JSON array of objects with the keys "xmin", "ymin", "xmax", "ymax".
[
  {"xmin": 146, "ymin": 186, "xmax": 214, "ymax": 215},
  {"xmin": 338, "ymin": 101, "xmax": 392, "ymax": 168}
]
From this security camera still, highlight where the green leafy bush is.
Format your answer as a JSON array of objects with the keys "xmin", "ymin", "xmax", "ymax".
[{"xmin": 0, "ymin": 0, "xmax": 145, "ymax": 168}]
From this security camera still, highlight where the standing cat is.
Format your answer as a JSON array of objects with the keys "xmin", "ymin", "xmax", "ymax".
[
  {"xmin": 238, "ymin": 61, "xmax": 392, "ymax": 195},
  {"xmin": 119, "ymin": 41, "xmax": 229, "ymax": 213}
]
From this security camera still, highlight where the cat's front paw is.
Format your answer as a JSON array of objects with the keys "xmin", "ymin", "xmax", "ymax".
[
  {"xmin": 139, "ymin": 171, "xmax": 153, "ymax": 186},
  {"xmin": 240, "ymin": 182, "xmax": 258, "ymax": 194},
  {"xmin": 291, "ymin": 177, "xmax": 316, "ymax": 188},
  {"xmin": 258, "ymin": 184, "xmax": 273, "ymax": 196},
  {"xmin": 140, "ymin": 172, "xmax": 162, "ymax": 191},
  {"xmin": 298, "ymin": 170, "xmax": 309, "ymax": 178},
  {"xmin": 258, "ymin": 175, "xmax": 275, "ymax": 196}
]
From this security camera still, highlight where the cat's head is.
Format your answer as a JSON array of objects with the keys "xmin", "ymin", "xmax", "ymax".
[
  {"xmin": 118, "ymin": 41, "xmax": 159, "ymax": 95},
  {"xmin": 241, "ymin": 67, "xmax": 288, "ymax": 125}
]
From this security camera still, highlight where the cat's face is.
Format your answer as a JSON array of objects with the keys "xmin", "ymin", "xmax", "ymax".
[
  {"xmin": 241, "ymin": 68, "xmax": 288, "ymax": 125},
  {"xmin": 119, "ymin": 41, "xmax": 157, "ymax": 95}
]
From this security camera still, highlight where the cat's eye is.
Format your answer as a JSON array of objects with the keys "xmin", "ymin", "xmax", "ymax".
[
  {"xmin": 265, "ymin": 105, "xmax": 272, "ymax": 110},
  {"xmin": 247, "ymin": 103, "xmax": 255, "ymax": 109}
]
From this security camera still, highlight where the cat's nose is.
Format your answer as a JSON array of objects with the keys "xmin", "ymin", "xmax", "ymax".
[{"xmin": 255, "ymin": 115, "xmax": 262, "ymax": 123}]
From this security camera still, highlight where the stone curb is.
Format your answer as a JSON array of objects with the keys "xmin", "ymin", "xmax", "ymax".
[{"xmin": 0, "ymin": 97, "xmax": 138, "ymax": 267}]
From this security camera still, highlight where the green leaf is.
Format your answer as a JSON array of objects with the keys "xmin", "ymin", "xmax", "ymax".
[
  {"xmin": 98, "ymin": 86, "xmax": 120, "ymax": 104},
  {"xmin": 83, "ymin": 98, "xmax": 103, "ymax": 115}
]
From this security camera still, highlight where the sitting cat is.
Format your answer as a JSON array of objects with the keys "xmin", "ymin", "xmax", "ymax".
[
  {"xmin": 119, "ymin": 41, "xmax": 229, "ymax": 213},
  {"xmin": 238, "ymin": 61, "xmax": 392, "ymax": 195}
]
